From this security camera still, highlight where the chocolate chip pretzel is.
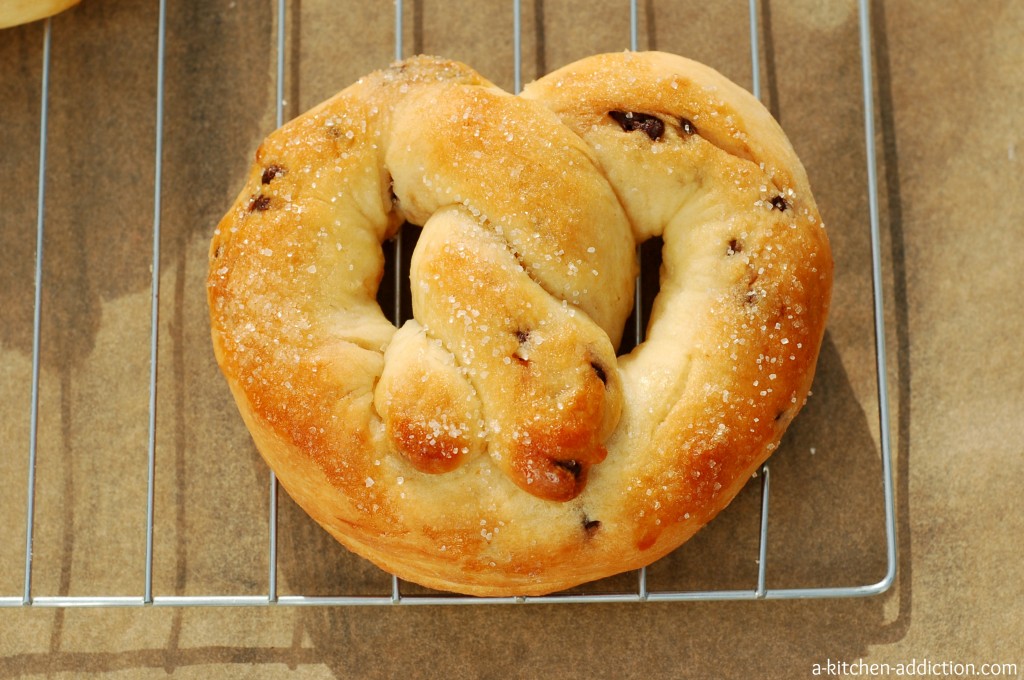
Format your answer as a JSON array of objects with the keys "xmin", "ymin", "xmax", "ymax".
[{"xmin": 208, "ymin": 52, "xmax": 832, "ymax": 596}]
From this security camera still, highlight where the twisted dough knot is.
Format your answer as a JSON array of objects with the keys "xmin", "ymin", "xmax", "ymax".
[{"xmin": 208, "ymin": 52, "xmax": 832, "ymax": 596}]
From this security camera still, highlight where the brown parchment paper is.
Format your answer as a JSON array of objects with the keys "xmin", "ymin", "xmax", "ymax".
[{"xmin": 1, "ymin": 0, "xmax": 1021, "ymax": 677}]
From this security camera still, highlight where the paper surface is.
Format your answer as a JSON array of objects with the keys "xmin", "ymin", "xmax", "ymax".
[{"xmin": 1, "ymin": 0, "xmax": 1021, "ymax": 677}]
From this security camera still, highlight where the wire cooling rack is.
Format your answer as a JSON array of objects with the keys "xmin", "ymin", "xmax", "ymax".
[{"xmin": 1, "ymin": 0, "xmax": 895, "ymax": 607}]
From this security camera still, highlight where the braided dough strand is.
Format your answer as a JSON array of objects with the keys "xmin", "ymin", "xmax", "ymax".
[{"xmin": 208, "ymin": 53, "xmax": 832, "ymax": 596}]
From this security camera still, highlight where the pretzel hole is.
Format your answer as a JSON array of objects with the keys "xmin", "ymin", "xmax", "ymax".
[
  {"xmin": 619, "ymin": 236, "xmax": 663, "ymax": 354},
  {"xmin": 727, "ymin": 238, "xmax": 744, "ymax": 255},
  {"xmin": 590, "ymin": 361, "xmax": 608, "ymax": 385},
  {"xmin": 771, "ymin": 195, "xmax": 788, "ymax": 211},
  {"xmin": 583, "ymin": 517, "xmax": 602, "ymax": 537},
  {"xmin": 376, "ymin": 221, "xmax": 419, "ymax": 325}
]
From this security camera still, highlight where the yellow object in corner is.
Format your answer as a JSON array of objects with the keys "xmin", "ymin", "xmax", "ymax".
[{"xmin": 0, "ymin": 0, "xmax": 80, "ymax": 29}]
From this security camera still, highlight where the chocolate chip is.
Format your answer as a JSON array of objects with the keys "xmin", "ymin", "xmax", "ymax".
[
  {"xmin": 728, "ymin": 238, "xmax": 743, "ymax": 255},
  {"xmin": 680, "ymin": 118, "xmax": 697, "ymax": 135},
  {"xmin": 554, "ymin": 459, "xmax": 583, "ymax": 479},
  {"xmin": 609, "ymin": 111, "xmax": 665, "ymax": 141},
  {"xmin": 590, "ymin": 361, "xmax": 608, "ymax": 385},
  {"xmin": 771, "ymin": 195, "xmax": 788, "ymax": 211},
  {"xmin": 512, "ymin": 329, "xmax": 531, "ymax": 365},
  {"xmin": 261, "ymin": 164, "xmax": 285, "ymax": 184},
  {"xmin": 583, "ymin": 517, "xmax": 602, "ymax": 537},
  {"xmin": 249, "ymin": 195, "xmax": 272, "ymax": 212}
]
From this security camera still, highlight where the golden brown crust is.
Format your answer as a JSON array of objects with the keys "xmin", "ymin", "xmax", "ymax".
[{"xmin": 208, "ymin": 52, "xmax": 832, "ymax": 596}]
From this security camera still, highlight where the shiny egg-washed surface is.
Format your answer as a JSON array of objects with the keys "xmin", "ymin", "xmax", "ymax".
[{"xmin": 208, "ymin": 52, "xmax": 832, "ymax": 596}]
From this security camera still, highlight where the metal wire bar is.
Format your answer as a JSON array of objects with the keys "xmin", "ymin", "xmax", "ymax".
[
  {"xmin": 748, "ymin": 0, "xmax": 761, "ymax": 100},
  {"xmin": 513, "ymin": 0, "xmax": 522, "ymax": 93},
  {"xmin": 143, "ymin": 0, "xmax": 168, "ymax": 607},
  {"xmin": 755, "ymin": 466, "xmax": 770, "ymax": 598},
  {"xmin": 625, "ymin": 0, "xmax": 652, "ymax": 601},
  {"xmin": 748, "ymin": 0, "xmax": 772, "ymax": 602},
  {"xmin": 266, "ymin": 0, "xmax": 288, "ymax": 605},
  {"xmin": 859, "ymin": 0, "xmax": 898, "ymax": 594},
  {"xmin": 629, "ymin": 0, "xmax": 638, "ymax": 51},
  {"xmin": 389, "ymin": 0, "xmax": 405, "ymax": 606},
  {"xmin": 630, "ymin": 0, "xmax": 643, "ymax": 356},
  {"xmin": 267, "ymin": 470, "xmax": 278, "ymax": 603},
  {"xmin": 392, "ymin": 0, "xmax": 405, "ymax": 329},
  {"xmin": 21, "ymin": 17, "xmax": 53, "ymax": 607}
]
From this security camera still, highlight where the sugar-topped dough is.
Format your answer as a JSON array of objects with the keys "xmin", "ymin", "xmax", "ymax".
[{"xmin": 208, "ymin": 52, "xmax": 832, "ymax": 596}]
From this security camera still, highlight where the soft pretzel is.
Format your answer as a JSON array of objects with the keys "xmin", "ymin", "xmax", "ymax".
[{"xmin": 207, "ymin": 52, "xmax": 832, "ymax": 596}]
